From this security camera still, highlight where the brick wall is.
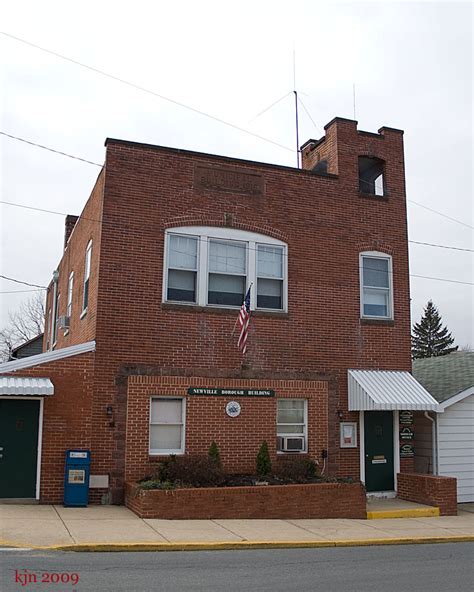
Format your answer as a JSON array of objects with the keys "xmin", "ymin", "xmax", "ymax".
[
  {"xmin": 125, "ymin": 481, "xmax": 367, "ymax": 519},
  {"xmin": 125, "ymin": 375, "xmax": 329, "ymax": 484},
  {"xmin": 34, "ymin": 118, "xmax": 412, "ymax": 502},
  {"xmin": 3, "ymin": 352, "xmax": 95, "ymax": 503},
  {"xmin": 397, "ymin": 472, "xmax": 457, "ymax": 516}
]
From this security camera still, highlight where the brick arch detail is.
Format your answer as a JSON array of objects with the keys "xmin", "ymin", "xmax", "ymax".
[
  {"xmin": 162, "ymin": 216, "xmax": 289, "ymax": 243},
  {"xmin": 357, "ymin": 242, "xmax": 394, "ymax": 255}
]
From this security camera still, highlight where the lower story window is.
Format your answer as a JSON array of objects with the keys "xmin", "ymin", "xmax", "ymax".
[
  {"xmin": 277, "ymin": 399, "xmax": 307, "ymax": 452},
  {"xmin": 149, "ymin": 397, "xmax": 185, "ymax": 454}
]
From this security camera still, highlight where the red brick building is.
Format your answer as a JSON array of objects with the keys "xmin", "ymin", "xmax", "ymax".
[{"xmin": 0, "ymin": 117, "xmax": 441, "ymax": 504}]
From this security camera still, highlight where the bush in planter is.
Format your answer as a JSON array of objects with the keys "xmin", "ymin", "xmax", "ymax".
[
  {"xmin": 256, "ymin": 441, "xmax": 272, "ymax": 478},
  {"xmin": 154, "ymin": 454, "xmax": 225, "ymax": 488},
  {"xmin": 274, "ymin": 456, "xmax": 320, "ymax": 483},
  {"xmin": 208, "ymin": 441, "xmax": 222, "ymax": 468}
]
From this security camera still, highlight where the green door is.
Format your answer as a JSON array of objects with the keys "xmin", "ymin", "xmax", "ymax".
[
  {"xmin": 364, "ymin": 411, "xmax": 394, "ymax": 492},
  {"xmin": 0, "ymin": 399, "xmax": 40, "ymax": 498}
]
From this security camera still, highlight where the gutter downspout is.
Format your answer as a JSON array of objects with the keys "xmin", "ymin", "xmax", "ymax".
[{"xmin": 424, "ymin": 411, "xmax": 437, "ymax": 475}]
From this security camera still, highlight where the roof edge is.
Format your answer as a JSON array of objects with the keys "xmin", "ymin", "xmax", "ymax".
[
  {"xmin": 439, "ymin": 386, "xmax": 474, "ymax": 410},
  {"xmin": 0, "ymin": 341, "xmax": 96, "ymax": 374}
]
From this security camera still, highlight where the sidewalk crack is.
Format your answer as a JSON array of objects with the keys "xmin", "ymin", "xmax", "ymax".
[
  {"xmin": 211, "ymin": 520, "xmax": 247, "ymax": 541},
  {"xmin": 52, "ymin": 506, "xmax": 76, "ymax": 543}
]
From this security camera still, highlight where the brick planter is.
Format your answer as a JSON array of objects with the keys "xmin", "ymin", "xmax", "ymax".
[
  {"xmin": 397, "ymin": 473, "xmax": 457, "ymax": 516},
  {"xmin": 125, "ymin": 481, "xmax": 366, "ymax": 519}
]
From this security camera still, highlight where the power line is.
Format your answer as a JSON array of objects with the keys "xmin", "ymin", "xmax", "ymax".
[
  {"xmin": 1, "ymin": 199, "xmax": 472, "ymax": 254},
  {"xmin": 0, "ymin": 289, "xmax": 45, "ymax": 294},
  {"xmin": 1, "ymin": 32, "xmax": 294, "ymax": 154},
  {"xmin": 0, "ymin": 131, "xmax": 102, "ymax": 167},
  {"xmin": 0, "ymin": 275, "xmax": 47, "ymax": 289},
  {"xmin": 0, "ymin": 198, "xmax": 470, "ymax": 253},
  {"xmin": 409, "ymin": 240, "xmax": 473, "ymax": 253},
  {"xmin": 407, "ymin": 199, "xmax": 473, "ymax": 230}
]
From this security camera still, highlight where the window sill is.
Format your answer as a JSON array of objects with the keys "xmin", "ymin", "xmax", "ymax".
[
  {"xmin": 358, "ymin": 192, "xmax": 388, "ymax": 201},
  {"xmin": 360, "ymin": 318, "xmax": 395, "ymax": 327},
  {"xmin": 80, "ymin": 308, "xmax": 88, "ymax": 320},
  {"xmin": 149, "ymin": 452, "xmax": 185, "ymax": 458},
  {"xmin": 162, "ymin": 302, "xmax": 289, "ymax": 318}
]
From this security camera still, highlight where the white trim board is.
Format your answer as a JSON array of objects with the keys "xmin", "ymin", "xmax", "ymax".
[
  {"xmin": 0, "ymin": 341, "xmax": 96, "ymax": 374},
  {"xmin": 439, "ymin": 386, "xmax": 474, "ymax": 411}
]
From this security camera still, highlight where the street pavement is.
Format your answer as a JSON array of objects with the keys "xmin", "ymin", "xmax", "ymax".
[
  {"xmin": 0, "ymin": 503, "xmax": 473, "ymax": 550},
  {"xmin": 1, "ymin": 543, "xmax": 473, "ymax": 591}
]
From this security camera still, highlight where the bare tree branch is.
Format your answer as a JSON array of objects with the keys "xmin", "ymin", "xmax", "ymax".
[{"xmin": 0, "ymin": 293, "xmax": 46, "ymax": 361}]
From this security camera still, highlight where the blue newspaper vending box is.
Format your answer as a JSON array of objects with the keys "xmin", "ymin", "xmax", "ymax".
[{"xmin": 64, "ymin": 450, "xmax": 90, "ymax": 507}]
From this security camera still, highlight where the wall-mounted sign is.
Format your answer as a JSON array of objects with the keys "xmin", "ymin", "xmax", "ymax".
[
  {"xmin": 340, "ymin": 422, "xmax": 357, "ymax": 448},
  {"xmin": 400, "ymin": 443, "xmax": 415, "ymax": 457},
  {"xmin": 194, "ymin": 165, "xmax": 264, "ymax": 196},
  {"xmin": 225, "ymin": 401, "xmax": 241, "ymax": 418},
  {"xmin": 400, "ymin": 427, "xmax": 414, "ymax": 440},
  {"xmin": 188, "ymin": 387, "xmax": 275, "ymax": 397},
  {"xmin": 399, "ymin": 411, "xmax": 414, "ymax": 425}
]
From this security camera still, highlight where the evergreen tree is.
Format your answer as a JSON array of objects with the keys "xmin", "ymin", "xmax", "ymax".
[
  {"xmin": 256, "ymin": 441, "xmax": 272, "ymax": 478},
  {"xmin": 411, "ymin": 300, "xmax": 458, "ymax": 359},
  {"xmin": 208, "ymin": 441, "xmax": 222, "ymax": 468}
]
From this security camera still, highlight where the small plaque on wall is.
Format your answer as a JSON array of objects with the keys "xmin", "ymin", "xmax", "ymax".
[
  {"xmin": 400, "ymin": 427, "xmax": 414, "ymax": 440},
  {"xmin": 399, "ymin": 411, "xmax": 414, "ymax": 425},
  {"xmin": 340, "ymin": 422, "xmax": 357, "ymax": 448},
  {"xmin": 400, "ymin": 443, "xmax": 415, "ymax": 457}
]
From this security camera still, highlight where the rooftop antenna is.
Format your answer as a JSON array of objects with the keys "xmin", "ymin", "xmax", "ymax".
[
  {"xmin": 293, "ymin": 44, "xmax": 300, "ymax": 169},
  {"xmin": 353, "ymin": 83, "xmax": 357, "ymax": 120}
]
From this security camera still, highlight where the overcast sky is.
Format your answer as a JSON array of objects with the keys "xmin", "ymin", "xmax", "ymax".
[{"xmin": 1, "ymin": 0, "xmax": 472, "ymax": 348}]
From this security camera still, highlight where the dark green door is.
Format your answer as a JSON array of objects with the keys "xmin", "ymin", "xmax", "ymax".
[
  {"xmin": 0, "ymin": 399, "xmax": 40, "ymax": 498},
  {"xmin": 364, "ymin": 411, "xmax": 394, "ymax": 492}
]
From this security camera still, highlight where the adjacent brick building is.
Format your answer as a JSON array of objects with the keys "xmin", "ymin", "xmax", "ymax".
[{"xmin": 0, "ymin": 117, "xmax": 442, "ymax": 504}]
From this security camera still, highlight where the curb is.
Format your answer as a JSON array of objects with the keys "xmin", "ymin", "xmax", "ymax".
[
  {"xmin": 367, "ymin": 507, "xmax": 440, "ymax": 520},
  {"xmin": 1, "ymin": 535, "xmax": 473, "ymax": 552}
]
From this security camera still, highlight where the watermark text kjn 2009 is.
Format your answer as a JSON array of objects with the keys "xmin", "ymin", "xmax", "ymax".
[{"xmin": 15, "ymin": 569, "xmax": 79, "ymax": 587}]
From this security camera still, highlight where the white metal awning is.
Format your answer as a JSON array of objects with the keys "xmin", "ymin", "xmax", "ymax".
[
  {"xmin": 348, "ymin": 370, "xmax": 441, "ymax": 412},
  {"xmin": 0, "ymin": 377, "xmax": 54, "ymax": 396}
]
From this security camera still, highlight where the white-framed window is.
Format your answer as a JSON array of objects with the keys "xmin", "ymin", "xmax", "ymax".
[
  {"xmin": 163, "ymin": 226, "xmax": 288, "ymax": 311},
  {"xmin": 149, "ymin": 397, "xmax": 186, "ymax": 455},
  {"xmin": 360, "ymin": 252, "xmax": 393, "ymax": 319},
  {"xmin": 81, "ymin": 240, "xmax": 92, "ymax": 315},
  {"xmin": 66, "ymin": 272, "xmax": 74, "ymax": 318},
  {"xmin": 276, "ymin": 399, "xmax": 307, "ymax": 453}
]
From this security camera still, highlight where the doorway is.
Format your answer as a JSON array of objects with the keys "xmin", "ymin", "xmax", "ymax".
[
  {"xmin": 364, "ymin": 411, "xmax": 395, "ymax": 492},
  {"xmin": 0, "ymin": 399, "xmax": 41, "ymax": 498}
]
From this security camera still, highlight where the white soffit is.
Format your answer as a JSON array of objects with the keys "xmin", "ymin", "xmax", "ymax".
[
  {"xmin": 0, "ymin": 341, "xmax": 96, "ymax": 374},
  {"xmin": 348, "ymin": 370, "xmax": 442, "ymax": 412},
  {"xmin": 0, "ymin": 377, "xmax": 54, "ymax": 396}
]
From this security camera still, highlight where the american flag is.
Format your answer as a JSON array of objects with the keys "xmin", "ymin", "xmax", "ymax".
[{"xmin": 237, "ymin": 286, "xmax": 251, "ymax": 355}]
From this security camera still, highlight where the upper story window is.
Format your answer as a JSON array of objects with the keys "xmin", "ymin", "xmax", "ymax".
[
  {"xmin": 164, "ymin": 227, "xmax": 288, "ymax": 311},
  {"xmin": 52, "ymin": 293, "xmax": 60, "ymax": 345},
  {"xmin": 358, "ymin": 156, "xmax": 385, "ymax": 196},
  {"xmin": 81, "ymin": 240, "xmax": 92, "ymax": 316},
  {"xmin": 360, "ymin": 252, "xmax": 393, "ymax": 319},
  {"xmin": 66, "ymin": 272, "xmax": 74, "ymax": 319}
]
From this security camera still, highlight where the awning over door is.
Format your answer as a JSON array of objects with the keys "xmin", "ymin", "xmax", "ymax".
[
  {"xmin": 0, "ymin": 377, "xmax": 54, "ymax": 396},
  {"xmin": 348, "ymin": 370, "xmax": 441, "ymax": 412}
]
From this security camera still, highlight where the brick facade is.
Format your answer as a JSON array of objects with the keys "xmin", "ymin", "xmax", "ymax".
[
  {"xmin": 397, "ymin": 473, "xmax": 458, "ymax": 516},
  {"xmin": 4, "ymin": 117, "xmax": 416, "ymax": 504}
]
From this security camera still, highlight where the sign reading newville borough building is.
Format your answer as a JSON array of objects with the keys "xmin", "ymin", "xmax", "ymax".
[{"xmin": 188, "ymin": 388, "xmax": 275, "ymax": 397}]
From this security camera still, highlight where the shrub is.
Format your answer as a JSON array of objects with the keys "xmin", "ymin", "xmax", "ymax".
[
  {"xmin": 275, "ymin": 457, "xmax": 319, "ymax": 482},
  {"xmin": 256, "ymin": 441, "xmax": 272, "ymax": 478},
  {"xmin": 208, "ymin": 441, "xmax": 222, "ymax": 468},
  {"xmin": 154, "ymin": 455, "xmax": 225, "ymax": 488}
]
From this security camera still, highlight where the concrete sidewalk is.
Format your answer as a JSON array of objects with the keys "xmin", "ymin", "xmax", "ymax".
[{"xmin": 1, "ymin": 503, "xmax": 473, "ymax": 551}]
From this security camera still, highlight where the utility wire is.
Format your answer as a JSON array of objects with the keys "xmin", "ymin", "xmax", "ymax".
[
  {"xmin": 0, "ymin": 131, "xmax": 102, "ymax": 167},
  {"xmin": 1, "ymin": 32, "xmax": 294, "ymax": 154},
  {"xmin": 0, "ymin": 289, "xmax": 45, "ymax": 294},
  {"xmin": 0, "ymin": 274, "xmax": 47, "ymax": 289},
  {"xmin": 3, "ymin": 129, "xmax": 472, "ymax": 234},
  {"xmin": 407, "ymin": 198, "xmax": 473, "ymax": 230},
  {"xmin": 1, "ymin": 200, "xmax": 472, "ymax": 254}
]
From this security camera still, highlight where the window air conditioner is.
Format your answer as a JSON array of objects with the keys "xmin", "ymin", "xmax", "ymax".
[
  {"xmin": 58, "ymin": 315, "xmax": 70, "ymax": 329},
  {"xmin": 277, "ymin": 436, "xmax": 305, "ymax": 452}
]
